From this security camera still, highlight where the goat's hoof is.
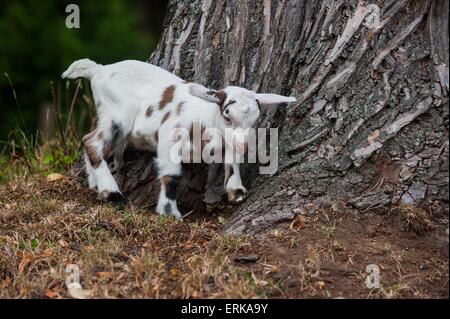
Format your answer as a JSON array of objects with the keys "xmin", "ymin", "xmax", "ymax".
[
  {"xmin": 158, "ymin": 212, "xmax": 183, "ymax": 221},
  {"xmin": 167, "ymin": 210, "xmax": 183, "ymax": 221},
  {"xmin": 227, "ymin": 188, "xmax": 247, "ymax": 204},
  {"xmin": 157, "ymin": 203, "xmax": 183, "ymax": 221},
  {"xmin": 105, "ymin": 192, "xmax": 127, "ymax": 207}
]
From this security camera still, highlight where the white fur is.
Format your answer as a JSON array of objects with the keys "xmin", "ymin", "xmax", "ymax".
[{"xmin": 62, "ymin": 59, "xmax": 296, "ymax": 218}]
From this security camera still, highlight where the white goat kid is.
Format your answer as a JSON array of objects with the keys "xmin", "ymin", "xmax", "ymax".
[{"xmin": 62, "ymin": 59, "xmax": 296, "ymax": 219}]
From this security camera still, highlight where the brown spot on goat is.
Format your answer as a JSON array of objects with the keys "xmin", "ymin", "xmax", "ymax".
[
  {"xmin": 161, "ymin": 175, "xmax": 180, "ymax": 200},
  {"xmin": 176, "ymin": 102, "xmax": 184, "ymax": 116},
  {"xmin": 83, "ymin": 130, "xmax": 101, "ymax": 169},
  {"xmin": 84, "ymin": 140, "xmax": 101, "ymax": 169},
  {"xmin": 160, "ymin": 176, "xmax": 170, "ymax": 191},
  {"xmin": 102, "ymin": 143, "xmax": 112, "ymax": 160},
  {"xmin": 145, "ymin": 106, "xmax": 154, "ymax": 117},
  {"xmin": 82, "ymin": 130, "xmax": 97, "ymax": 144},
  {"xmin": 154, "ymin": 131, "xmax": 159, "ymax": 143},
  {"xmin": 161, "ymin": 112, "xmax": 171, "ymax": 125},
  {"xmin": 207, "ymin": 90, "xmax": 226, "ymax": 106},
  {"xmin": 159, "ymin": 85, "xmax": 176, "ymax": 110}
]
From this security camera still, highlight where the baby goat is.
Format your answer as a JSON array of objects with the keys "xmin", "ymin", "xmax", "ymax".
[{"xmin": 62, "ymin": 59, "xmax": 296, "ymax": 219}]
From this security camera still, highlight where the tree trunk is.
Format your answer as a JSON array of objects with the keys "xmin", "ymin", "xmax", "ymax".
[{"xmin": 114, "ymin": 0, "xmax": 449, "ymax": 235}]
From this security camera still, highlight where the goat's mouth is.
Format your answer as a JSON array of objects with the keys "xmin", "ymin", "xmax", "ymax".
[{"xmin": 223, "ymin": 114, "xmax": 232, "ymax": 125}]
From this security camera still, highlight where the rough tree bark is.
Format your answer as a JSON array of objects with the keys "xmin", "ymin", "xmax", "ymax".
[{"xmin": 113, "ymin": 0, "xmax": 449, "ymax": 235}]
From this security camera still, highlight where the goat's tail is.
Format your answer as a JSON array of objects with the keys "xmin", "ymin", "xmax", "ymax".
[{"xmin": 61, "ymin": 59, "xmax": 101, "ymax": 80}]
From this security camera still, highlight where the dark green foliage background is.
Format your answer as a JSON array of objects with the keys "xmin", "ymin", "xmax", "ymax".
[{"xmin": 0, "ymin": 0, "xmax": 167, "ymax": 140}]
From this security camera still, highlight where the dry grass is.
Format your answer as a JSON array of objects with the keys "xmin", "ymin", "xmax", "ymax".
[
  {"xmin": 0, "ymin": 173, "xmax": 276, "ymax": 298},
  {"xmin": 0, "ymin": 173, "xmax": 448, "ymax": 299}
]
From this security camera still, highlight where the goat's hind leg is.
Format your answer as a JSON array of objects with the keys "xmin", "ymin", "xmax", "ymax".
[
  {"xmin": 84, "ymin": 152, "xmax": 97, "ymax": 190},
  {"xmin": 82, "ymin": 130, "xmax": 98, "ymax": 190},
  {"xmin": 83, "ymin": 125, "xmax": 126, "ymax": 205}
]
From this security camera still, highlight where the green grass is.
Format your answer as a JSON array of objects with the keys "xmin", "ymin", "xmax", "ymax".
[
  {"xmin": 0, "ymin": 128, "xmax": 81, "ymax": 184},
  {"xmin": 0, "ymin": 78, "xmax": 94, "ymax": 184}
]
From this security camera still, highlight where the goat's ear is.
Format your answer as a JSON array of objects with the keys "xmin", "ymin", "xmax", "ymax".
[
  {"xmin": 189, "ymin": 83, "xmax": 227, "ymax": 105},
  {"xmin": 255, "ymin": 93, "xmax": 296, "ymax": 106}
]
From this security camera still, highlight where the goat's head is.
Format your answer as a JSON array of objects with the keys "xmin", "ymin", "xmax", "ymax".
[{"xmin": 189, "ymin": 84, "xmax": 296, "ymax": 153}]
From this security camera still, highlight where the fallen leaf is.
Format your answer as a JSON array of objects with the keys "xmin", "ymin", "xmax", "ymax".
[
  {"xmin": 20, "ymin": 287, "xmax": 29, "ymax": 296},
  {"xmin": 45, "ymin": 290, "xmax": 59, "ymax": 299},
  {"xmin": 46, "ymin": 173, "xmax": 64, "ymax": 182},
  {"xmin": 261, "ymin": 263, "xmax": 280, "ymax": 274},
  {"xmin": 290, "ymin": 215, "xmax": 306, "ymax": 231},
  {"xmin": 41, "ymin": 249, "xmax": 54, "ymax": 257},
  {"xmin": 18, "ymin": 255, "xmax": 33, "ymax": 274},
  {"xmin": 170, "ymin": 268, "xmax": 180, "ymax": 279},
  {"xmin": 317, "ymin": 281, "xmax": 326, "ymax": 290},
  {"xmin": 96, "ymin": 272, "xmax": 113, "ymax": 278},
  {"xmin": 5, "ymin": 202, "xmax": 18, "ymax": 210},
  {"xmin": 3, "ymin": 276, "xmax": 11, "ymax": 288}
]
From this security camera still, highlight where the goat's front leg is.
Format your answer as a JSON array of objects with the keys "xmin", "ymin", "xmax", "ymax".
[
  {"xmin": 156, "ymin": 140, "xmax": 183, "ymax": 220},
  {"xmin": 224, "ymin": 162, "xmax": 248, "ymax": 204}
]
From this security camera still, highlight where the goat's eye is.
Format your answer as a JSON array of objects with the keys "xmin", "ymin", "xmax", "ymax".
[{"xmin": 223, "ymin": 110, "xmax": 232, "ymax": 125}]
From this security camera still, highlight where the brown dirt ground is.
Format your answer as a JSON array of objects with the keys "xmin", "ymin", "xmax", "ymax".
[{"xmin": 0, "ymin": 172, "xmax": 448, "ymax": 299}]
